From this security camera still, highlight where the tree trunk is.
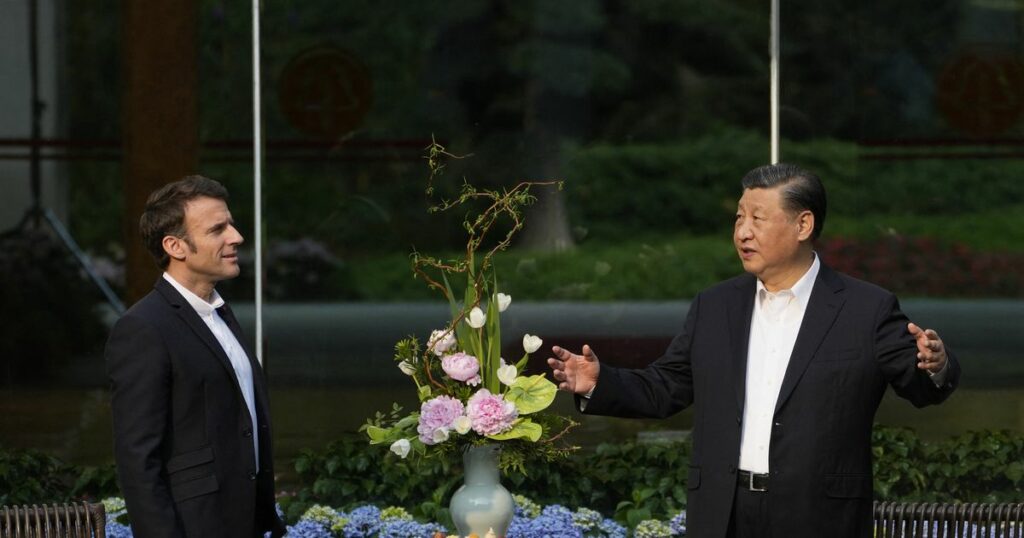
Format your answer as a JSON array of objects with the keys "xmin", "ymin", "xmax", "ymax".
[{"xmin": 121, "ymin": 0, "xmax": 199, "ymax": 304}]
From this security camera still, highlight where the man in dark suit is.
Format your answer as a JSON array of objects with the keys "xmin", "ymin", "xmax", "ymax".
[
  {"xmin": 106, "ymin": 176, "xmax": 286, "ymax": 538},
  {"xmin": 547, "ymin": 163, "xmax": 960, "ymax": 538}
]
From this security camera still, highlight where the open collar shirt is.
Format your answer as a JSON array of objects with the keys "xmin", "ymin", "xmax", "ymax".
[
  {"xmin": 738, "ymin": 255, "xmax": 820, "ymax": 473},
  {"xmin": 163, "ymin": 272, "xmax": 260, "ymax": 470}
]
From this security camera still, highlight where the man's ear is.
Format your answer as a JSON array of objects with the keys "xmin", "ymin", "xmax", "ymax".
[
  {"xmin": 796, "ymin": 210, "xmax": 815, "ymax": 241},
  {"xmin": 162, "ymin": 235, "xmax": 187, "ymax": 262}
]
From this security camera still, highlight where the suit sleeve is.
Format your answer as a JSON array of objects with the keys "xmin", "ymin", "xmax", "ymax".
[
  {"xmin": 106, "ymin": 313, "xmax": 185, "ymax": 538},
  {"xmin": 874, "ymin": 294, "xmax": 960, "ymax": 407},
  {"xmin": 581, "ymin": 294, "xmax": 699, "ymax": 419}
]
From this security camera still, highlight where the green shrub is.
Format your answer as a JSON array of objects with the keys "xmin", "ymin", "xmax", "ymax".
[
  {"xmin": 289, "ymin": 426, "xmax": 1024, "ymax": 525},
  {"xmin": 564, "ymin": 129, "xmax": 1024, "ymax": 242},
  {"xmin": 0, "ymin": 445, "xmax": 118, "ymax": 505}
]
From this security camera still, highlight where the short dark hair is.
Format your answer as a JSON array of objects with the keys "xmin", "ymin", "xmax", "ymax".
[
  {"xmin": 740, "ymin": 163, "xmax": 826, "ymax": 240},
  {"xmin": 140, "ymin": 175, "xmax": 229, "ymax": 268}
]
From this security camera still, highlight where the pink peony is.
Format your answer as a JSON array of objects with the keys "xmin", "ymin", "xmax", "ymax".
[
  {"xmin": 466, "ymin": 389, "xmax": 518, "ymax": 436},
  {"xmin": 427, "ymin": 329, "xmax": 457, "ymax": 356},
  {"xmin": 442, "ymin": 352, "xmax": 481, "ymax": 386},
  {"xmin": 417, "ymin": 396, "xmax": 465, "ymax": 445}
]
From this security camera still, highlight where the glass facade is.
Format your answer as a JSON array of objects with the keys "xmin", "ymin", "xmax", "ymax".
[{"xmin": 0, "ymin": 1, "xmax": 1021, "ymax": 489}]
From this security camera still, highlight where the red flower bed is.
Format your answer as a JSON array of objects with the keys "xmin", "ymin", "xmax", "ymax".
[{"xmin": 817, "ymin": 236, "xmax": 1023, "ymax": 298}]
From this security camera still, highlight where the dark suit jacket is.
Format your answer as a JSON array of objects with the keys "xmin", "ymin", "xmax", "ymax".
[
  {"xmin": 584, "ymin": 263, "xmax": 960, "ymax": 538},
  {"xmin": 106, "ymin": 278, "xmax": 285, "ymax": 538}
]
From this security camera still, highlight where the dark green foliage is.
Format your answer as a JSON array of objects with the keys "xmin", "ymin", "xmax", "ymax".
[
  {"xmin": 509, "ymin": 439, "xmax": 691, "ymax": 528},
  {"xmin": 0, "ymin": 446, "xmax": 118, "ymax": 505},
  {"xmin": 5, "ymin": 427, "xmax": 1024, "ymax": 519},
  {"xmin": 564, "ymin": 128, "xmax": 770, "ymax": 240},
  {"xmin": 289, "ymin": 434, "xmax": 461, "ymax": 526},
  {"xmin": 564, "ymin": 129, "xmax": 1024, "ymax": 244},
  {"xmin": 289, "ymin": 426, "xmax": 1024, "ymax": 524}
]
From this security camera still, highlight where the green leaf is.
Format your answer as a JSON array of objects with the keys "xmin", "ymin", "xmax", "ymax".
[
  {"xmin": 366, "ymin": 425, "xmax": 391, "ymax": 444},
  {"xmin": 395, "ymin": 413, "xmax": 420, "ymax": 431},
  {"xmin": 505, "ymin": 374, "xmax": 558, "ymax": 414},
  {"xmin": 487, "ymin": 419, "xmax": 543, "ymax": 442},
  {"xmin": 418, "ymin": 385, "xmax": 432, "ymax": 401}
]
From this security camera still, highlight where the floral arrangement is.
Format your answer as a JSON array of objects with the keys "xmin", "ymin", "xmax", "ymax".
[{"xmin": 363, "ymin": 141, "xmax": 576, "ymax": 472}]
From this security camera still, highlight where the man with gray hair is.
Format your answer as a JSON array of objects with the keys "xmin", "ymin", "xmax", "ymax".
[{"xmin": 548, "ymin": 163, "xmax": 960, "ymax": 538}]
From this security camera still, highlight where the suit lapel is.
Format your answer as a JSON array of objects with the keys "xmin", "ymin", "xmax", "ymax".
[
  {"xmin": 155, "ymin": 279, "xmax": 246, "ymax": 399},
  {"xmin": 728, "ymin": 275, "xmax": 757, "ymax": 413},
  {"xmin": 217, "ymin": 303, "xmax": 271, "ymax": 414},
  {"xmin": 773, "ymin": 264, "xmax": 846, "ymax": 414}
]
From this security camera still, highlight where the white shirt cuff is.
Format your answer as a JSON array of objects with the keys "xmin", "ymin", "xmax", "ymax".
[{"xmin": 928, "ymin": 360, "xmax": 949, "ymax": 387}]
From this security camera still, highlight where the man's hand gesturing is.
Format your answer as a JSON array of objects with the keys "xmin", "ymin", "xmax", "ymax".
[{"xmin": 547, "ymin": 345, "xmax": 601, "ymax": 396}]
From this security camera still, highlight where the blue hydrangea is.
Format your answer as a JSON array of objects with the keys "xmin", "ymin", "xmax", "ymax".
[
  {"xmin": 593, "ymin": 517, "xmax": 628, "ymax": 538},
  {"xmin": 669, "ymin": 510, "xmax": 687, "ymax": 536},
  {"xmin": 517, "ymin": 504, "xmax": 583, "ymax": 538},
  {"xmin": 285, "ymin": 519, "xmax": 333, "ymax": 538},
  {"xmin": 104, "ymin": 521, "xmax": 133, "ymax": 538},
  {"xmin": 340, "ymin": 505, "xmax": 382, "ymax": 538},
  {"xmin": 377, "ymin": 517, "xmax": 447, "ymax": 538},
  {"xmin": 506, "ymin": 514, "xmax": 534, "ymax": 538}
]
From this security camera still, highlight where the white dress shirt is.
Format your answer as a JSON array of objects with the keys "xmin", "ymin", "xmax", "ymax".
[
  {"xmin": 738, "ymin": 255, "xmax": 820, "ymax": 473},
  {"xmin": 163, "ymin": 273, "xmax": 260, "ymax": 470}
]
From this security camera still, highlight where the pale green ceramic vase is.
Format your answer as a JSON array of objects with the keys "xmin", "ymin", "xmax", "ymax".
[{"xmin": 449, "ymin": 445, "xmax": 514, "ymax": 537}]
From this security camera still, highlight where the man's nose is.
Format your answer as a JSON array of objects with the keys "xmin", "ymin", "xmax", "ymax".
[
  {"xmin": 735, "ymin": 219, "xmax": 753, "ymax": 240},
  {"xmin": 229, "ymin": 225, "xmax": 244, "ymax": 245}
]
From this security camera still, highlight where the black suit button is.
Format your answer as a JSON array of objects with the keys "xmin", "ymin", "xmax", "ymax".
[
  {"xmin": 243, "ymin": 429, "xmax": 253, "ymax": 438},
  {"xmin": 248, "ymin": 472, "xmax": 257, "ymax": 480}
]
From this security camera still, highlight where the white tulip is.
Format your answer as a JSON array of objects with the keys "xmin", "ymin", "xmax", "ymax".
[
  {"xmin": 432, "ymin": 427, "xmax": 450, "ymax": 444},
  {"xmin": 390, "ymin": 439, "xmax": 410, "ymax": 459},
  {"xmin": 398, "ymin": 360, "xmax": 416, "ymax": 376},
  {"xmin": 497, "ymin": 360, "xmax": 518, "ymax": 386},
  {"xmin": 495, "ymin": 293, "xmax": 512, "ymax": 312},
  {"xmin": 453, "ymin": 416, "xmax": 472, "ymax": 435},
  {"xmin": 467, "ymin": 307, "xmax": 487, "ymax": 329},
  {"xmin": 523, "ymin": 334, "xmax": 543, "ymax": 354}
]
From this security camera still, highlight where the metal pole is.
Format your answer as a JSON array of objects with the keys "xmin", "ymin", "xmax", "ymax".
[
  {"xmin": 252, "ymin": 0, "xmax": 264, "ymax": 365},
  {"xmin": 770, "ymin": 0, "xmax": 780, "ymax": 164}
]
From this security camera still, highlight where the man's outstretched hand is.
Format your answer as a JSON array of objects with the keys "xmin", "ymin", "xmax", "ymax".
[
  {"xmin": 547, "ymin": 344, "xmax": 601, "ymax": 396},
  {"xmin": 908, "ymin": 322, "xmax": 947, "ymax": 374}
]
